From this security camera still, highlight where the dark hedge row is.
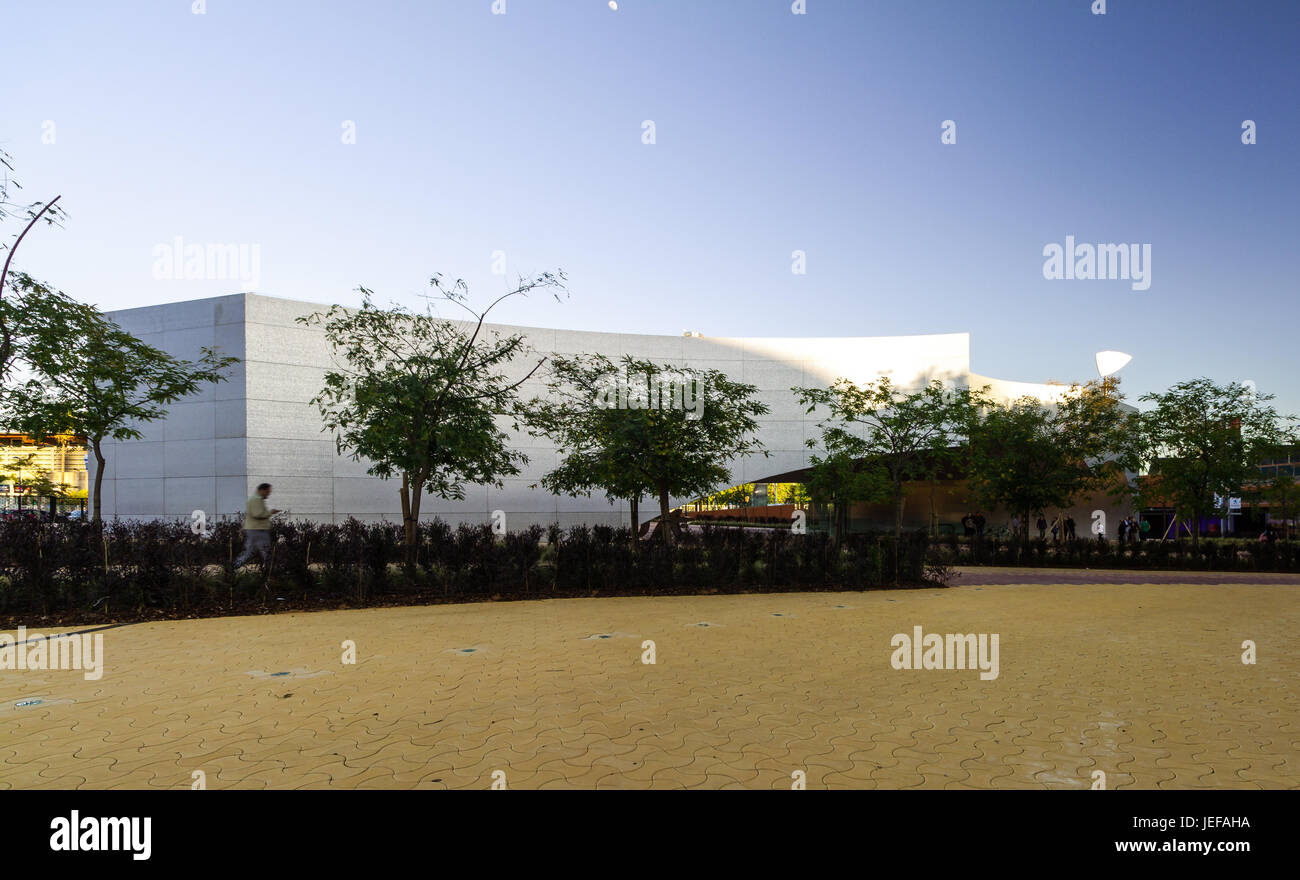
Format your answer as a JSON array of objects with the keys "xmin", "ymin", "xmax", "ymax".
[
  {"xmin": 930, "ymin": 535, "xmax": 1300, "ymax": 571},
  {"xmin": 0, "ymin": 519, "xmax": 931, "ymax": 619}
]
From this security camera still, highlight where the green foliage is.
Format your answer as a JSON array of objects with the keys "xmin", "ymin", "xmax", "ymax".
[
  {"xmin": 795, "ymin": 377, "xmax": 973, "ymax": 556},
  {"xmin": 301, "ymin": 272, "xmax": 566, "ymax": 559},
  {"xmin": 967, "ymin": 381, "xmax": 1138, "ymax": 541},
  {"xmin": 3, "ymin": 275, "xmax": 237, "ymax": 521},
  {"xmin": 528, "ymin": 353, "xmax": 769, "ymax": 542},
  {"xmin": 1137, "ymin": 379, "xmax": 1295, "ymax": 545},
  {"xmin": 1246, "ymin": 468, "xmax": 1299, "ymax": 539},
  {"xmin": 0, "ymin": 149, "xmax": 68, "ymax": 377}
]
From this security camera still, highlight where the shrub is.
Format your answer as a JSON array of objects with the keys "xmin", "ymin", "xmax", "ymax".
[{"xmin": 0, "ymin": 518, "xmax": 930, "ymax": 620}]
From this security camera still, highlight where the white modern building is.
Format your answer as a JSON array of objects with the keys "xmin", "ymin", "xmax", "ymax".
[{"xmin": 93, "ymin": 292, "xmax": 1086, "ymax": 528}]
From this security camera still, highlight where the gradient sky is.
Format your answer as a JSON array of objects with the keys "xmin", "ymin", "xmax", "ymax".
[{"xmin": 5, "ymin": 0, "xmax": 1298, "ymax": 411}]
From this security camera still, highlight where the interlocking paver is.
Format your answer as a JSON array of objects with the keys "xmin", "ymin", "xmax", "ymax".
[{"xmin": 1, "ymin": 579, "xmax": 1295, "ymax": 788}]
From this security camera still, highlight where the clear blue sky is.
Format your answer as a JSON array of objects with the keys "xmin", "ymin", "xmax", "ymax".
[{"xmin": 5, "ymin": 0, "xmax": 1298, "ymax": 411}]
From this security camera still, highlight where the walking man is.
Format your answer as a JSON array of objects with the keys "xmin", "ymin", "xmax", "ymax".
[{"xmin": 234, "ymin": 483, "xmax": 280, "ymax": 567}]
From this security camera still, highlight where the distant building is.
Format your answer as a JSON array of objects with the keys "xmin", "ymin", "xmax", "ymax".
[{"xmin": 0, "ymin": 433, "xmax": 88, "ymax": 512}]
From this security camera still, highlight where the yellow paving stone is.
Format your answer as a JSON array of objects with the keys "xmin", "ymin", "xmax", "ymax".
[{"xmin": 1, "ymin": 580, "xmax": 1296, "ymax": 789}]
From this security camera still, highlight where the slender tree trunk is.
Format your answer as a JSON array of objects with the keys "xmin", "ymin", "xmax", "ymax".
[
  {"xmin": 893, "ymin": 482, "xmax": 905, "ymax": 546},
  {"xmin": 658, "ymin": 484, "xmax": 673, "ymax": 546},
  {"xmin": 399, "ymin": 474, "xmax": 413, "ymax": 563},
  {"xmin": 91, "ymin": 437, "xmax": 106, "ymax": 523},
  {"xmin": 629, "ymin": 496, "xmax": 640, "ymax": 546},
  {"xmin": 893, "ymin": 482, "xmax": 905, "ymax": 584},
  {"xmin": 928, "ymin": 478, "xmax": 937, "ymax": 538},
  {"xmin": 406, "ymin": 476, "xmax": 425, "ymax": 566}
]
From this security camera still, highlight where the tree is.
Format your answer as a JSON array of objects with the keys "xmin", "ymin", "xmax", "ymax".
[
  {"xmin": 795, "ymin": 377, "xmax": 973, "ymax": 552},
  {"xmin": 302, "ymin": 272, "xmax": 566, "ymax": 563},
  {"xmin": 4, "ymin": 294, "xmax": 237, "ymax": 521},
  {"xmin": 1, "ymin": 274, "xmax": 106, "ymax": 386},
  {"xmin": 1, "ymin": 149, "xmax": 66, "ymax": 379},
  {"xmin": 713, "ymin": 484, "xmax": 754, "ymax": 509},
  {"xmin": 967, "ymin": 381, "xmax": 1138, "ymax": 544},
  {"xmin": 0, "ymin": 451, "xmax": 71, "ymax": 517},
  {"xmin": 802, "ymin": 443, "xmax": 889, "ymax": 545},
  {"xmin": 526, "ymin": 354, "xmax": 655, "ymax": 539},
  {"xmin": 1245, "ymin": 465, "xmax": 1299, "ymax": 540},
  {"xmin": 1138, "ymin": 379, "xmax": 1294, "ymax": 546},
  {"xmin": 528, "ymin": 354, "xmax": 768, "ymax": 545},
  {"xmin": 0, "ymin": 452, "xmax": 39, "ymax": 512}
]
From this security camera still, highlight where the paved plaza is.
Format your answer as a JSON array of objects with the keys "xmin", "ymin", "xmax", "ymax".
[{"xmin": 2, "ymin": 573, "xmax": 1295, "ymax": 789}]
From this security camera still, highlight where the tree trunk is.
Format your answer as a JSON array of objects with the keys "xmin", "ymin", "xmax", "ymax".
[
  {"xmin": 928, "ymin": 478, "xmax": 937, "ymax": 538},
  {"xmin": 893, "ymin": 482, "xmax": 905, "ymax": 545},
  {"xmin": 408, "ymin": 478, "xmax": 424, "ymax": 566},
  {"xmin": 658, "ymin": 484, "xmax": 673, "ymax": 546},
  {"xmin": 893, "ymin": 482, "xmax": 905, "ymax": 585},
  {"xmin": 400, "ymin": 472, "xmax": 423, "ymax": 567},
  {"xmin": 629, "ymin": 496, "xmax": 640, "ymax": 547},
  {"xmin": 399, "ymin": 474, "xmax": 412, "ymax": 563},
  {"xmin": 91, "ymin": 437, "xmax": 106, "ymax": 523}
]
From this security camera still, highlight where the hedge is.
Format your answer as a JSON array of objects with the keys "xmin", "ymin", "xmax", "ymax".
[
  {"xmin": 929, "ymin": 535, "xmax": 1300, "ymax": 571},
  {"xmin": 0, "ymin": 519, "xmax": 932, "ymax": 620}
]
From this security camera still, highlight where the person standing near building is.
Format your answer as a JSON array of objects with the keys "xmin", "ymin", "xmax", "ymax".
[
  {"xmin": 1118, "ymin": 517, "xmax": 1129, "ymax": 545},
  {"xmin": 1036, "ymin": 514, "xmax": 1047, "ymax": 540},
  {"xmin": 1065, "ymin": 514, "xmax": 1076, "ymax": 541},
  {"xmin": 234, "ymin": 483, "xmax": 280, "ymax": 567}
]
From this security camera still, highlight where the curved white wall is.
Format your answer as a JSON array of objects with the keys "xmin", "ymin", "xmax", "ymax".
[{"xmin": 93, "ymin": 293, "xmax": 1070, "ymax": 527}]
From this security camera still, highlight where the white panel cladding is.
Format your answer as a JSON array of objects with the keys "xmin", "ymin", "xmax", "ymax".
[
  {"xmin": 214, "ymin": 438, "xmax": 246, "ymax": 477},
  {"xmin": 264, "ymin": 476, "xmax": 333, "ymax": 520},
  {"xmin": 112, "ymin": 478, "xmax": 165, "ymax": 516},
  {"xmin": 162, "ymin": 402, "xmax": 215, "ymax": 442},
  {"xmin": 96, "ymin": 294, "xmax": 247, "ymax": 521},
  {"xmin": 96, "ymin": 292, "xmax": 987, "ymax": 525},
  {"xmin": 163, "ymin": 439, "xmax": 214, "ymax": 479},
  {"xmin": 215, "ymin": 476, "xmax": 251, "ymax": 520},
  {"xmin": 109, "ymin": 441, "xmax": 163, "ymax": 479},
  {"xmin": 163, "ymin": 477, "xmax": 216, "ymax": 518}
]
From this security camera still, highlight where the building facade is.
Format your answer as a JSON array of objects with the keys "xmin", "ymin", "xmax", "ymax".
[{"xmin": 93, "ymin": 292, "xmax": 1104, "ymax": 529}]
